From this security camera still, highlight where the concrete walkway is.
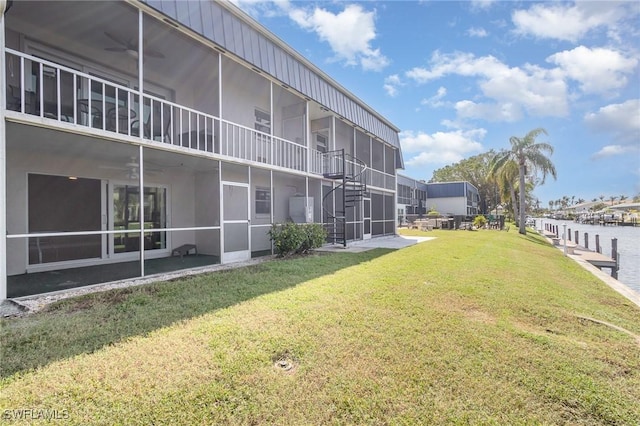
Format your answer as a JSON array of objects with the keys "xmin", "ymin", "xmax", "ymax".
[{"xmin": 316, "ymin": 235, "xmax": 437, "ymax": 253}]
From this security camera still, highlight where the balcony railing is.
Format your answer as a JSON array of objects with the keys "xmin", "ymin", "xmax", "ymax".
[
  {"xmin": 367, "ymin": 168, "xmax": 396, "ymax": 190},
  {"xmin": 4, "ymin": 49, "xmax": 310, "ymax": 174}
]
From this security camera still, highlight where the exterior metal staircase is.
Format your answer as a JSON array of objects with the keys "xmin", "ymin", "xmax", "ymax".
[{"xmin": 322, "ymin": 149, "xmax": 368, "ymax": 247}]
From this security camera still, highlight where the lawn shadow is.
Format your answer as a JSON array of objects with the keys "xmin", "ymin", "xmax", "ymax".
[
  {"xmin": 520, "ymin": 228, "xmax": 553, "ymax": 247},
  {"xmin": 0, "ymin": 249, "xmax": 392, "ymax": 378}
]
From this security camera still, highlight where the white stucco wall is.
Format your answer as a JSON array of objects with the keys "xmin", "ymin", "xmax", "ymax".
[{"xmin": 425, "ymin": 197, "xmax": 468, "ymax": 216}]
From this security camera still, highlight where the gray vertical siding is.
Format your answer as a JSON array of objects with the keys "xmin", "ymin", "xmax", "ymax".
[{"xmin": 141, "ymin": 0, "xmax": 402, "ymax": 165}]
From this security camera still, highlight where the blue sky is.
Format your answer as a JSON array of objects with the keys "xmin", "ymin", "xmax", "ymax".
[{"xmin": 233, "ymin": 0, "xmax": 640, "ymax": 206}]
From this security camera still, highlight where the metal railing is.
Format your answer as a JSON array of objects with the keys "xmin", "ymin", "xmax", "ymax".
[
  {"xmin": 367, "ymin": 168, "xmax": 396, "ymax": 190},
  {"xmin": 4, "ymin": 49, "xmax": 310, "ymax": 174}
]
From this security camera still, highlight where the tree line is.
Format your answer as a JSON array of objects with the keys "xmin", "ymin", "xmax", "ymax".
[
  {"xmin": 429, "ymin": 128, "xmax": 639, "ymax": 234},
  {"xmin": 430, "ymin": 128, "xmax": 556, "ymax": 235}
]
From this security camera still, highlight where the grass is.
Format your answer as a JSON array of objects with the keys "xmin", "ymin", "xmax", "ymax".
[{"xmin": 1, "ymin": 229, "xmax": 639, "ymax": 424}]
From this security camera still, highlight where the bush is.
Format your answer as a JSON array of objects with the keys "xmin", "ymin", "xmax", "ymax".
[
  {"xmin": 299, "ymin": 223, "xmax": 327, "ymax": 254},
  {"xmin": 269, "ymin": 222, "xmax": 327, "ymax": 257},
  {"xmin": 473, "ymin": 215, "xmax": 487, "ymax": 229}
]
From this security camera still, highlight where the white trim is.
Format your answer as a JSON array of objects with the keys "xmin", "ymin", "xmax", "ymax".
[
  {"xmin": 221, "ymin": 181, "xmax": 251, "ymax": 263},
  {"xmin": 138, "ymin": 146, "xmax": 145, "ymax": 275},
  {"xmin": 363, "ymin": 197, "xmax": 371, "ymax": 240},
  {"xmin": 0, "ymin": 8, "xmax": 7, "ymax": 299}
]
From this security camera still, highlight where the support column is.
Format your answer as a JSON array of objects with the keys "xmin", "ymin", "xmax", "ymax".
[
  {"xmin": 139, "ymin": 145, "xmax": 145, "ymax": 277},
  {"xmin": 0, "ymin": 0, "xmax": 8, "ymax": 300}
]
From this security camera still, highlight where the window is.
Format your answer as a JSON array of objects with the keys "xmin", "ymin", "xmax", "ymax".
[
  {"xmin": 254, "ymin": 108, "xmax": 271, "ymax": 133},
  {"xmin": 255, "ymin": 187, "xmax": 271, "ymax": 215},
  {"xmin": 315, "ymin": 131, "xmax": 328, "ymax": 153}
]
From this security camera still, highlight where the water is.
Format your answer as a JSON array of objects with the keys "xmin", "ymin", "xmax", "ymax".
[{"xmin": 536, "ymin": 219, "xmax": 639, "ymax": 293}]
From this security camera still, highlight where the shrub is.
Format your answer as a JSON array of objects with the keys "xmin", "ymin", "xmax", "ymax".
[
  {"xmin": 269, "ymin": 222, "xmax": 327, "ymax": 257},
  {"xmin": 473, "ymin": 215, "xmax": 487, "ymax": 229},
  {"xmin": 299, "ymin": 223, "xmax": 327, "ymax": 254}
]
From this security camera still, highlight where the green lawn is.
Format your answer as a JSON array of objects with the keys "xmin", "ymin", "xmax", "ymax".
[{"xmin": 1, "ymin": 229, "xmax": 639, "ymax": 424}]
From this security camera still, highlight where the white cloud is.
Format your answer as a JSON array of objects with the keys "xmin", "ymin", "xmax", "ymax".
[
  {"xmin": 511, "ymin": 2, "xmax": 635, "ymax": 43},
  {"xmin": 406, "ymin": 51, "xmax": 569, "ymax": 121},
  {"xmin": 400, "ymin": 128, "xmax": 485, "ymax": 167},
  {"xmin": 592, "ymin": 144, "xmax": 640, "ymax": 159},
  {"xmin": 547, "ymin": 46, "xmax": 638, "ymax": 96},
  {"xmin": 455, "ymin": 100, "xmax": 524, "ymax": 122},
  {"xmin": 288, "ymin": 4, "xmax": 388, "ymax": 71},
  {"xmin": 421, "ymin": 86, "xmax": 448, "ymax": 108},
  {"xmin": 466, "ymin": 27, "xmax": 488, "ymax": 38},
  {"xmin": 470, "ymin": 0, "xmax": 496, "ymax": 11},
  {"xmin": 383, "ymin": 74, "xmax": 402, "ymax": 97},
  {"xmin": 585, "ymin": 99, "xmax": 640, "ymax": 145},
  {"xmin": 406, "ymin": 51, "xmax": 506, "ymax": 83}
]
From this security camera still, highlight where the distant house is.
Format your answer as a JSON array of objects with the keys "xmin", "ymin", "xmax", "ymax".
[
  {"xmin": 566, "ymin": 201, "xmax": 601, "ymax": 214},
  {"xmin": 0, "ymin": 1, "xmax": 402, "ymax": 299},
  {"xmin": 396, "ymin": 174, "xmax": 427, "ymax": 224},
  {"xmin": 397, "ymin": 176, "xmax": 479, "ymax": 220},
  {"xmin": 424, "ymin": 182, "xmax": 480, "ymax": 217}
]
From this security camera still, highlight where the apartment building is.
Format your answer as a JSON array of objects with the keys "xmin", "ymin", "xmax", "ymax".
[{"xmin": 0, "ymin": 0, "xmax": 402, "ymax": 299}]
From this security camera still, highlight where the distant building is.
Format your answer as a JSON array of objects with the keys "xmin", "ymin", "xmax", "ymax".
[
  {"xmin": 424, "ymin": 182, "xmax": 480, "ymax": 217},
  {"xmin": 397, "ymin": 176, "xmax": 480, "ymax": 220},
  {"xmin": 396, "ymin": 174, "xmax": 427, "ymax": 224}
]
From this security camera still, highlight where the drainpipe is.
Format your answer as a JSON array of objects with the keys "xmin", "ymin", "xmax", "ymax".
[{"xmin": 0, "ymin": 0, "xmax": 8, "ymax": 300}]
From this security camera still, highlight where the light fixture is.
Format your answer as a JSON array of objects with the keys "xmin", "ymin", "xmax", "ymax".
[{"xmin": 68, "ymin": 176, "xmax": 78, "ymax": 180}]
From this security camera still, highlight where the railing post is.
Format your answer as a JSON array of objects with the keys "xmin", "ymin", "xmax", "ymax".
[
  {"xmin": 584, "ymin": 232, "xmax": 588, "ymax": 250},
  {"xmin": 595, "ymin": 235, "xmax": 601, "ymax": 253},
  {"xmin": 611, "ymin": 238, "xmax": 618, "ymax": 279},
  {"xmin": 574, "ymin": 230, "xmax": 579, "ymax": 246},
  {"xmin": 342, "ymin": 149, "xmax": 346, "ymax": 247}
]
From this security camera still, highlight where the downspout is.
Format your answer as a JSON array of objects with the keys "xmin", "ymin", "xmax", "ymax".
[{"xmin": 0, "ymin": 0, "xmax": 8, "ymax": 300}]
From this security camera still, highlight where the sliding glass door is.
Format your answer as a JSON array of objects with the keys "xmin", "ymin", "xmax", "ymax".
[
  {"xmin": 28, "ymin": 174, "xmax": 102, "ymax": 265},
  {"xmin": 112, "ymin": 185, "xmax": 167, "ymax": 255}
]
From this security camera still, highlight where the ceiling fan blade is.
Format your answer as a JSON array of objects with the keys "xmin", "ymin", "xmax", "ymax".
[
  {"xmin": 98, "ymin": 165, "xmax": 127, "ymax": 170},
  {"xmin": 104, "ymin": 31, "xmax": 130, "ymax": 48},
  {"xmin": 144, "ymin": 49, "xmax": 165, "ymax": 59}
]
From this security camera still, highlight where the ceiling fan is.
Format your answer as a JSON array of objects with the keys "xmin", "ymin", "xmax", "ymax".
[{"xmin": 103, "ymin": 31, "xmax": 165, "ymax": 60}]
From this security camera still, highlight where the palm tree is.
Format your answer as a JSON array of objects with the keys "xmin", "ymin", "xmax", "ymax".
[
  {"xmin": 619, "ymin": 195, "xmax": 628, "ymax": 204},
  {"xmin": 489, "ymin": 156, "xmax": 520, "ymax": 226},
  {"xmin": 490, "ymin": 128, "xmax": 557, "ymax": 234},
  {"xmin": 609, "ymin": 195, "xmax": 618, "ymax": 205}
]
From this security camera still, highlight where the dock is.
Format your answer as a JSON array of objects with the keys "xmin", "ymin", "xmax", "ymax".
[
  {"xmin": 572, "ymin": 247, "xmax": 617, "ymax": 270},
  {"xmin": 539, "ymin": 228, "xmax": 619, "ymax": 278}
]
